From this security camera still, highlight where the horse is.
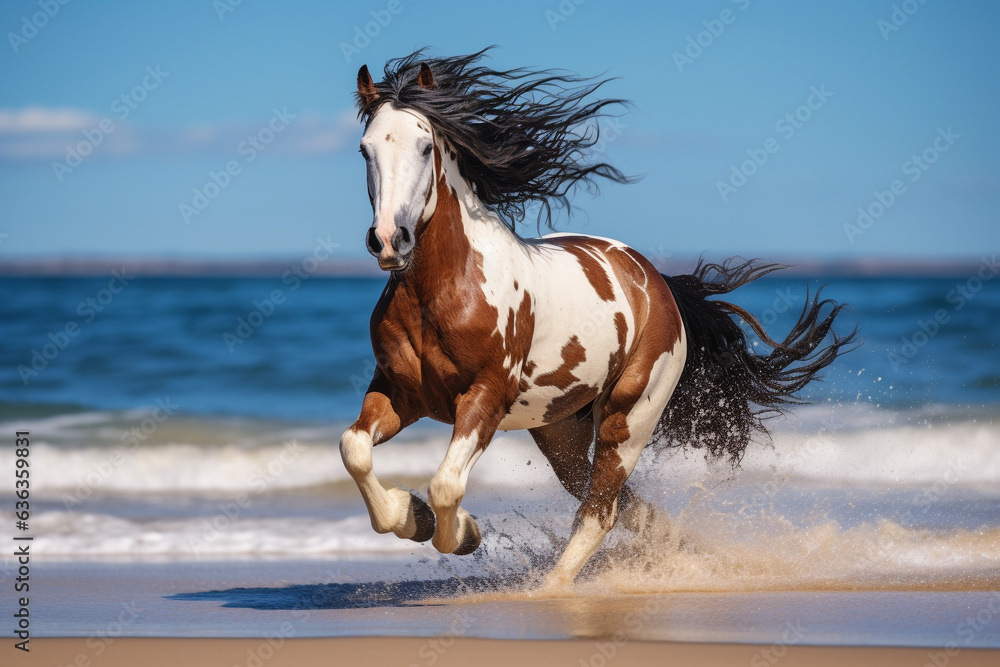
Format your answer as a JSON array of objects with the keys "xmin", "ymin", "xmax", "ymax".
[{"xmin": 339, "ymin": 50, "xmax": 856, "ymax": 590}]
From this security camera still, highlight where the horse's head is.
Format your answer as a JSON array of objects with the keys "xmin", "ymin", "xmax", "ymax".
[{"xmin": 356, "ymin": 63, "xmax": 439, "ymax": 272}]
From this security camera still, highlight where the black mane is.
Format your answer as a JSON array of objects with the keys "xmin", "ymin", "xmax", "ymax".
[{"xmin": 355, "ymin": 48, "xmax": 634, "ymax": 228}]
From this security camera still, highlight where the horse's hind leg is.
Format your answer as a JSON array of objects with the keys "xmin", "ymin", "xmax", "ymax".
[
  {"xmin": 529, "ymin": 408, "xmax": 594, "ymax": 501},
  {"xmin": 528, "ymin": 405, "xmax": 656, "ymax": 544},
  {"xmin": 531, "ymin": 410, "xmax": 660, "ymax": 533},
  {"xmin": 541, "ymin": 337, "xmax": 685, "ymax": 591}
]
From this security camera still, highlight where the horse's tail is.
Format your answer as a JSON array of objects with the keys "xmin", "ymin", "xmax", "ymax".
[{"xmin": 656, "ymin": 258, "xmax": 858, "ymax": 463}]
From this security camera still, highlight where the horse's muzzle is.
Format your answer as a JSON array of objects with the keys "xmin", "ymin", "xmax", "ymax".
[{"xmin": 366, "ymin": 225, "xmax": 413, "ymax": 271}]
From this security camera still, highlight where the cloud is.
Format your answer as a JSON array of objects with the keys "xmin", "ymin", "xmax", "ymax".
[
  {"xmin": 0, "ymin": 106, "xmax": 361, "ymax": 162},
  {"xmin": 0, "ymin": 107, "xmax": 99, "ymax": 133},
  {"xmin": 285, "ymin": 110, "xmax": 358, "ymax": 154}
]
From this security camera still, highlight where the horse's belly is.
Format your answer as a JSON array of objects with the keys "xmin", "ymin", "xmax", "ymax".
[
  {"xmin": 497, "ymin": 346, "xmax": 615, "ymax": 432},
  {"xmin": 497, "ymin": 384, "xmax": 559, "ymax": 431}
]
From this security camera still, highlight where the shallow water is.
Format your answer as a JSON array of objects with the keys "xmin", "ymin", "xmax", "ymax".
[{"xmin": 26, "ymin": 560, "xmax": 1000, "ymax": 647}]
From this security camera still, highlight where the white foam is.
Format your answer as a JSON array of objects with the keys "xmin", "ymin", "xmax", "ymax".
[
  {"xmin": 5, "ymin": 433, "xmax": 550, "ymax": 494},
  {"xmin": 19, "ymin": 511, "xmax": 437, "ymax": 559},
  {"xmin": 748, "ymin": 421, "xmax": 1000, "ymax": 486},
  {"xmin": 3, "ymin": 406, "xmax": 998, "ymax": 495}
]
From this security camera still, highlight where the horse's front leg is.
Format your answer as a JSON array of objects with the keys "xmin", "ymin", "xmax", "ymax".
[
  {"xmin": 428, "ymin": 385, "xmax": 504, "ymax": 555},
  {"xmin": 340, "ymin": 374, "xmax": 434, "ymax": 543}
]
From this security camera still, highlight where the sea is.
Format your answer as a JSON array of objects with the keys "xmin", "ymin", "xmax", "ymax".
[{"xmin": 1, "ymin": 268, "xmax": 998, "ymax": 642}]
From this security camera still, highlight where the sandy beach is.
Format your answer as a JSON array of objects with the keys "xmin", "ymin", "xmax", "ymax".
[
  {"xmin": 6, "ymin": 558, "xmax": 998, "ymax": 667},
  {"xmin": 13, "ymin": 637, "xmax": 1000, "ymax": 667}
]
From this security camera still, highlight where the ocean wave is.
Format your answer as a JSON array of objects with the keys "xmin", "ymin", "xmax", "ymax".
[
  {"xmin": 5, "ymin": 432, "xmax": 553, "ymax": 494},
  {"xmin": 18, "ymin": 511, "xmax": 433, "ymax": 558},
  {"xmin": 3, "ymin": 409, "xmax": 997, "ymax": 495}
]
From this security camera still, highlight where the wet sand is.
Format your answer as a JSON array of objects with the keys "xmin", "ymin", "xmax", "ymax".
[{"xmin": 18, "ymin": 559, "xmax": 1000, "ymax": 655}]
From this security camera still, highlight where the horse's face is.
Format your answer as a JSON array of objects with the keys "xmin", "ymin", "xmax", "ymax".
[{"xmin": 359, "ymin": 105, "xmax": 437, "ymax": 272}]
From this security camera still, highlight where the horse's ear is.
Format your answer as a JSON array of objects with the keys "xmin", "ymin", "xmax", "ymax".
[
  {"xmin": 417, "ymin": 63, "xmax": 436, "ymax": 90},
  {"xmin": 357, "ymin": 65, "xmax": 379, "ymax": 107}
]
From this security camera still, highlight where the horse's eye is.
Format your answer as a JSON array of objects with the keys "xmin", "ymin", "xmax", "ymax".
[
  {"xmin": 359, "ymin": 146, "xmax": 370, "ymax": 160},
  {"xmin": 422, "ymin": 144, "xmax": 433, "ymax": 157}
]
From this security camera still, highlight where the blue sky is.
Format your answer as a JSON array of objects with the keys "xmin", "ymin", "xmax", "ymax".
[{"xmin": 0, "ymin": 0, "xmax": 997, "ymax": 262}]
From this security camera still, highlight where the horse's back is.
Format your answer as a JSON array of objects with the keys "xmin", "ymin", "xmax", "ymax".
[{"xmin": 497, "ymin": 233, "xmax": 683, "ymax": 430}]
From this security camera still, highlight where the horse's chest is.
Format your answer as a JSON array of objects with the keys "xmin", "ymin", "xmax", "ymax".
[{"xmin": 375, "ymin": 303, "xmax": 515, "ymax": 422}]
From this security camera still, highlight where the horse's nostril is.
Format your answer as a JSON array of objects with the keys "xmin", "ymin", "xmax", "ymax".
[
  {"xmin": 366, "ymin": 227, "xmax": 383, "ymax": 256},
  {"xmin": 397, "ymin": 226, "xmax": 412, "ymax": 248}
]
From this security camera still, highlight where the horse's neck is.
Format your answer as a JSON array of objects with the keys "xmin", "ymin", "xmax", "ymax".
[{"xmin": 405, "ymin": 154, "xmax": 523, "ymax": 302}]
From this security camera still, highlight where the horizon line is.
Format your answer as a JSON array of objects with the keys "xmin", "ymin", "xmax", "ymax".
[{"xmin": 0, "ymin": 254, "xmax": 991, "ymax": 278}]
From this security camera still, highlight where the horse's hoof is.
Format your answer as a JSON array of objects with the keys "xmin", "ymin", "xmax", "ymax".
[
  {"xmin": 409, "ymin": 494, "xmax": 436, "ymax": 543},
  {"xmin": 452, "ymin": 515, "xmax": 481, "ymax": 556}
]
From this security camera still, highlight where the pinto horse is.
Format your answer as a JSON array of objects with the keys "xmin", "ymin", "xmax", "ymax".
[{"xmin": 340, "ymin": 50, "xmax": 855, "ymax": 589}]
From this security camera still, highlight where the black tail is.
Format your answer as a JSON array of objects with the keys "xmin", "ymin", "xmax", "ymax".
[{"xmin": 656, "ymin": 258, "xmax": 858, "ymax": 463}]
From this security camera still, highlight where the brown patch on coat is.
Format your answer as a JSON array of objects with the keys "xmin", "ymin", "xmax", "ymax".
[
  {"xmin": 535, "ymin": 336, "xmax": 586, "ymax": 390},
  {"xmin": 598, "ymin": 411, "xmax": 631, "ymax": 449},
  {"xmin": 523, "ymin": 361, "xmax": 536, "ymax": 377},
  {"xmin": 605, "ymin": 312, "xmax": 628, "ymax": 382},
  {"xmin": 351, "ymin": 367, "xmax": 422, "ymax": 445},
  {"xmin": 577, "ymin": 249, "xmax": 686, "ymax": 530},
  {"xmin": 581, "ymin": 444, "xmax": 627, "ymax": 528},
  {"xmin": 558, "ymin": 242, "xmax": 615, "ymax": 302},
  {"xmin": 543, "ymin": 383, "xmax": 599, "ymax": 424},
  {"xmin": 605, "ymin": 246, "xmax": 683, "ymax": 356},
  {"xmin": 504, "ymin": 292, "xmax": 532, "ymax": 353}
]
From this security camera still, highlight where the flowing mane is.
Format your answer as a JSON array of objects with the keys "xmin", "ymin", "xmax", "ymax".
[{"xmin": 354, "ymin": 47, "xmax": 634, "ymax": 228}]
